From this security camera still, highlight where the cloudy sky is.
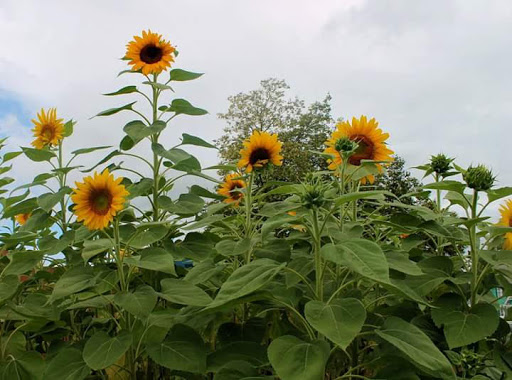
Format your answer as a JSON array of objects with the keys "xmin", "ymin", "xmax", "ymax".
[{"xmin": 0, "ymin": 0, "xmax": 511, "ymax": 217}]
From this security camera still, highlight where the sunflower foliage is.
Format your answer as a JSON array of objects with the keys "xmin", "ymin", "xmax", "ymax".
[{"xmin": 0, "ymin": 31, "xmax": 511, "ymax": 380}]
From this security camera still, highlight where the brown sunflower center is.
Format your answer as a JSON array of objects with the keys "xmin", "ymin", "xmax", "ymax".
[
  {"xmin": 139, "ymin": 44, "xmax": 163, "ymax": 64},
  {"xmin": 348, "ymin": 135, "xmax": 375, "ymax": 166},
  {"xmin": 509, "ymin": 217, "xmax": 512, "ymax": 227},
  {"xmin": 249, "ymin": 148, "xmax": 270, "ymax": 166},
  {"xmin": 89, "ymin": 189, "xmax": 113, "ymax": 215},
  {"xmin": 41, "ymin": 125, "xmax": 55, "ymax": 141},
  {"xmin": 228, "ymin": 183, "xmax": 244, "ymax": 200}
]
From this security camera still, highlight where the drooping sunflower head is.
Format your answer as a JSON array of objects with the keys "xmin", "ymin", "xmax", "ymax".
[
  {"xmin": 31, "ymin": 108, "xmax": 64, "ymax": 149},
  {"xmin": 15, "ymin": 213, "xmax": 31, "ymax": 225},
  {"xmin": 499, "ymin": 199, "xmax": 512, "ymax": 250},
  {"xmin": 218, "ymin": 174, "xmax": 246, "ymax": 205},
  {"xmin": 71, "ymin": 169, "xmax": 129, "ymax": 230},
  {"xmin": 125, "ymin": 30, "xmax": 176, "ymax": 75},
  {"xmin": 324, "ymin": 115, "xmax": 394, "ymax": 183},
  {"xmin": 238, "ymin": 131, "xmax": 283, "ymax": 173}
]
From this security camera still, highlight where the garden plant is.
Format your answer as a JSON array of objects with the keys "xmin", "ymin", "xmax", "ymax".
[{"xmin": 0, "ymin": 30, "xmax": 512, "ymax": 380}]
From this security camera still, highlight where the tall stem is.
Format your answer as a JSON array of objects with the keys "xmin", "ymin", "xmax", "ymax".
[
  {"xmin": 57, "ymin": 142, "xmax": 67, "ymax": 231},
  {"xmin": 114, "ymin": 218, "xmax": 126, "ymax": 292},
  {"xmin": 312, "ymin": 208, "xmax": 323, "ymax": 301},
  {"xmin": 244, "ymin": 173, "xmax": 254, "ymax": 264},
  {"xmin": 469, "ymin": 189, "xmax": 479, "ymax": 306},
  {"xmin": 151, "ymin": 74, "xmax": 160, "ymax": 222}
]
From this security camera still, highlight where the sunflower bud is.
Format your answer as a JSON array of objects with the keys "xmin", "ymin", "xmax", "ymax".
[
  {"xmin": 463, "ymin": 165, "xmax": 495, "ymax": 191},
  {"xmin": 300, "ymin": 177, "xmax": 327, "ymax": 209},
  {"xmin": 430, "ymin": 154, "xmax": 452, "ymax": 175}
]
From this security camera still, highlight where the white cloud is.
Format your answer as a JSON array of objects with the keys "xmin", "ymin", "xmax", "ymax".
[{"xmin": 0, "ymin": 0, "xmax": 510, "ymax": 219}]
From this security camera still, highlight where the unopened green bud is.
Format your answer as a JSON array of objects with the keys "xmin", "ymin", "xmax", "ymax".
[
  {"xmin": 463, "ymin": 165, "xmax": 495, "ymax": 191},
  {"xmin": 300, "ymin": 178, "xmax": 326, "ymax": 209},
  {"xmin": 334, "ymin": 137, "xmax": 358, "ymax": 154},
  {"xmin": 430, "ymin": 154, "xmax": 452, "ymax": 175}
]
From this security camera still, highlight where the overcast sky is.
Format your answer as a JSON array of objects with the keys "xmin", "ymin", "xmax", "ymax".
[{"xmin": 0, "ymin": 0, "xmax": 511, "ymax": 218}]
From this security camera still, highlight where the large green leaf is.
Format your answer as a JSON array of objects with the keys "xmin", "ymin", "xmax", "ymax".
[
  {"xmin": 21, "ymin": 147, "xmax": 55, "ymax": 162},
  {"xmin": 305, "ymin": 298, "xmax": 366, "ymax": 349},
  {"xmin": 376, "ymin": 317, "xmax": 455, "ymax": 379},
  {"xmin": 0, "ymin": 275, "xmax": 18, "ymax": 303},
  {"xmin": 0, "ymin": 351, "xmax": 45, "ymax": 380},
  {"xmin": 3, "ymin": 198, "xmax": 38, "ymax": 218},
  {"xmin": 208, "ymin": 259, "xmax": 284, "ymax": 308},
  {"xmin": 163, "ymin": 193, "xmax": 205, "ymax": 215},
  {"xmin": 50, "ymin": 267, "xmax": 96, "ymax": 301},
  {"xmin": 82, "ymin": 238, "xmax": 112, "ymax": 262},
  {"xmin": 181, "ymin": 133, "xmax": 216, "ymax": 149},
  {"xmin": 114, "ymin": 285, "xmax": 158, "ymax": 319},
  {"xmin": 37, "ymin": 187, "xmax": 71, "ymax": 213},
  {"xmin": 159, "ymin": 278, "xmax": 212, "ymax": 306},
  {"xmin": 83, "ymin": 331, "xmax": 132, "ymax": 370},
  {"xmin": 207, "ymin": 341, "xmax": 268, "ymax": 372},
  {"xmin": 2, "ymin": 251, "xmax": 44, "ymax": 276},
  {"xmin": 321, "ymin": 240, "xmax": 389, "ymax": 283},
  {"xmin": 385, "ymin": 250, "xmax": 423, "ymax": 276},
  {"xmin": 168, "ymin": 98, "xmax": 207, "ymax": 116},
  {"xmin": 124, "ymin": 247, "xmax": 176, "ymax": 275},
  {"xmin": 268, "ymin": 336, "xmax": 330, "ymax": 380},
  {"xmin": 129, "ymin": 225, "xmax": 168, "ymax": 249},
  {"xmin": 146, "ymin": 324, "xmax": 207, "ymax": 373},
  {"xmin": 95, "ymin": 101, "xmax": 136, "ymax": 117},
  {"xmin": 44, "ymin": 348, "xmax": 90, "ymax": 380},
  {"xmin": 103, "ymin": 85, "xmax": 138, "ymax": 96},
  {"xmin": 170, "ymin": 69, "xmax": 204, "ymax": 81},
  {"xmin": 431, "ymin": 301, "xmax": 499, "ymax": 349}
]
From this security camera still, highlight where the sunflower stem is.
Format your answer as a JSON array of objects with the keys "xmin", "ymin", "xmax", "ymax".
[
  {"xmin": 57, "ymin": 141, "xmax": 67, "ymax": 232},
  {"xmin": 312, "ymin": 208, "xmax": 323, "ymax": 301},
  {"xmin": 470, "ymin": 189, "xmax": 480, "ymax": 307},
  {"xmin": 151, "ymin": 73, "xmax": 160, "ymax": 222},
  {"xmin": 244, "ymin": 172, "xmax": 254, "ymax": 264},
  {"xmin": 113, "ymin": 218, "xmax": 127, "ymax": 292}
]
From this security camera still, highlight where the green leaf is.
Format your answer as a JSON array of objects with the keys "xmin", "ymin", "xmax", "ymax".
[
  {"xmin": 208, "ymin": 259, "xmax": 284, "ymax": 308},
  {"xmin": 170, "ymin": 69, "xmax": 203, "ymax": 81},
  {"xmin": 62, "ymin": 120, "xmax": 75, "ymax": 137},
  {"xmin": 44, "ymin": 348, "xmax": 90, "ymax": 380},
  {"xmin": 3, "ymin": 198, "xmax": 38, "ymax": 219},
  {"xmin": 423, "ymin": 180, "xmax": 466, "ymax": 194},
  {"xmin": 168, "ymin": 99, "xmax": 207, "ymax": 116},
  {"xmin": 185, "ymin": 259, "xmax": 226, "ymax": 285},
  {"xmin": 129, "ymin": 225, "xmax": 168, "ymax": 249},
  {"xmin": 213, "ymin": 360, "xmax": 258, "ymax": 380},
  {"xmin": 114, "ymin": 285, "xmax": 157, "ymax": 319},
  {"xmin": 159, "ymin": 278, "xmax": 212, "ymax": 306},
  {"xmin": 146, "ymin": 324, "xmax": 207, "ymax": 373},
  {"xmin": 50, "ymin": 267, "xmax": 96, "ymax": 301},
  {"xmin": 123, "ymin": 120, "xmax": 165, "ymax": 146},
  {"xmin": 305, "ymin": 298, "xmax": 366, "ymax": 349},
  {"xmin": 103, "ymin": 85, "xmax": 138, "ymax": 96},
  {"xmin": 82, "ymin": 239, "xmax": 112, "ymax": 262},
  {"xmin": 124, "ymin": 247, "xmax": 176, "ymax": 275},
  {"xmin": 431, "ymin": 301, "xmax": 499, "ymax": 349},
  {"xmin": 0, "ymin": 275, "xmax": 18, "ymax": 303},
  {"xmin": 190, "ymin": 185, "xmax": 224, "ymax": 200},
  {"xmin": 2, "ymin": 151, "xmax": 22, "ymax": 163},
  {"xmin": 95, "ymin": 101, "xmax": 136, "ymax": 117},
  {"xmin": 386, "ymin": 250, "xmax": 423, "ymax": 276},
  {"xmin": 152, "ymin": 144, "xmax": 201, "ymax": 172},
  {"xmin": 334, "ymin": 190, "xmax": 388, "ymax": 205},
  {"xmin": 37, "ymin": 187, "xmax": 71, "ymax": 213},
  {"xmin": 207, "ymin": 341, "xmax": 268, "ymax": 372},
  {"xmin": 2, "ymin": 251, "xmax": 44, "ymax": 276},
  {"xmin": 181, "ymin": 133, "xmax": 216, "ymax": 149},
  {"xmin": 321, "ymin": 240, "xmax": 389, "ymax": 283},
  {"xmin": 21, "ymin": 147, "xmax": 55, "ymax": 162},
  {"xmin": 163, "ymin": 193, "xmax": 205, "ymax": 215},
  {"xmin": 71, "ymin": 145, "xmax": 111, "ymax": 156},
  {"xmin": 268, "ymin": 336, "xmax": 330, "ymax": 380},
  {"xmin": 83, "ymin": 331, "xmax": 132, "ymax": 370},
  {"xmin": 487, "ymin": 187, "xmax": 512, "ymax": 203},
  {"xmin": 0, "ymin": 351, "xmax": 45, "ymax": 380},
  {"xmin": 376, "ymin": 317, "xmax": 455, "ymax": 379},
  {"xmin": 38, "ymin": 231, "xmax": 75, "ymax": 255}
]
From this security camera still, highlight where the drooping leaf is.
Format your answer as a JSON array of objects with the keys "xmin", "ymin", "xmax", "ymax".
[
  {"xmin": 103, "ymin": 85, "xmax": 138, "ymax": 96},
  {"xmin": 50, "ymin": 266, "xmax": 96, "ymax": 301},
  {"xmin": 159, "ymin": 278, "xmax": 212, "ymax": 306},
  {"xmin": 2, "ymin": 251, "xmax": 44, "ymax": 276},
  {"xmin": 44, "ymin": 348, "xmax": 90, "ymax": 380},
  {"xmin": 21, "ymin": 147, "xmax": 55, "ymax": 162},
  {"xmin": 83, "ymin": 331, "xmax": 132, "ymax": 370},
  {"xmin": 170, "ymin": 69, "xmax": 204, "ymax": 81},
  {"xmin": 146, "ymin": 324, "xmax": 207, "ymax": 373},
  {"xmin": 305, "ymin": 298, "xmax": 366, "ymax": 349},
  {"xmin": 114, "ymin": 285, "xmax": 158, "ymax": 319},
  {"xmin": 124, "ymin": 247, "xmax": 176, "ymax": 275},
  {"xmin": 167, "ymin": 98, "xmax": 207, "ymax": 116},
  {"xmin": 181, "ymin": 133, "xmax": 216, "ymax": 149},
  {"xmin": 95, "ymin": 101, "xmax": 136, "ymax": 117},
  {"xmin": 376, "ymin": 317, "xmax": 455, "ymax": 379},
  {"xmin": 81, "ymin": 239, "xmax": 112, "ymax": 262},
  {"xmin": 268, "ymin": 336, "xmax": 330, "ymax": 380}
]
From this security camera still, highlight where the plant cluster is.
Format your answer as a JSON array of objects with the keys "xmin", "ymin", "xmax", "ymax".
[{"xmin": 0, "ymin": 31, "xmax": 511, "ymax": 380}]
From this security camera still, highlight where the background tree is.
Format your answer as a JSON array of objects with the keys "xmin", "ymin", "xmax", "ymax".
[{"xmin": 216, "ymin": 78, "xmax": 333, "ymax": 183}]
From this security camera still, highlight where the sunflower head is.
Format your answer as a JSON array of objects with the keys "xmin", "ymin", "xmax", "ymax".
[
  {"xmin": 218, "ymin": 174, "xmax": 246, "ymax": 205},
  {"xmin": 125, "ymin": 30, "xmax": 176, "ymax": 75},
  {"xmin": 238, "ymin": 131, "xmax": 283, "ymax": 173},
  {"xmin": 499, "ymin": 200, "xmax": 512, "ymax": 250},
  {"xmin": 71, "ymin": 169, "xmax": 129, "ymax": 230},
  {"xmin": 31, "ymin": 108, "xmax": 64, "ymax": 149},
  {"xmin": 15, "ymin": 213, "xmax": 31, "ymax": 225},
  {"xmin": 463, "ymin": 165, "xmax": 495, "ymax": 191},
  {"xmin": 324, "ymin": 116, "xmax": 394, "ymax": 183}
]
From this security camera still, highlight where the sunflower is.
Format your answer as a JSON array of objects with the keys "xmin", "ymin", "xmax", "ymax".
[
  {"xmin": 71, "ymin": 169, "xmax": 129, "ymax": 230},
  {"xmin": 324, "ymin": 116, "xmax": 394, "ymax": 183},
  {"xmin": 125, "ymin": 30, "xmax": 176, "ymax": 75},
  {"xmin": 238, "ymin": 131, "xmax": 283, "ymax": 173},
  {"xmin": 218, "ymin": 174, "xmax": 246, "ymax": 204},
  {"xmin": 31, "ymin": 108, "xmax": 64, "ymax": 149},
  {"xmin": 498, "ymin": 200, "xmax": 512, "ymax": 250},
  {"xmin": 15, "ymin": 213, "xmax": 31, "ymax": 225}
]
